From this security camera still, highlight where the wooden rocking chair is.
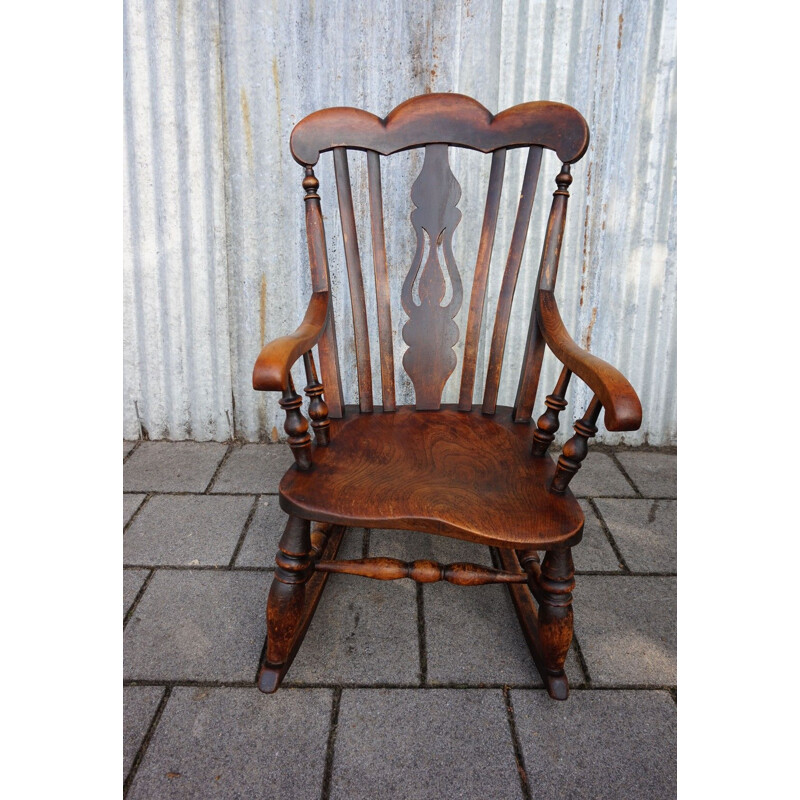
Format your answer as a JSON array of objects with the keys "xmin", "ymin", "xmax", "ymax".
[{"xmin": 252, "ymin": 94, "xmax": 641, "ymax": 700}]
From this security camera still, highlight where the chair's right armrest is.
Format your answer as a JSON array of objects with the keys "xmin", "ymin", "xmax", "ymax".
[{"xmin": 252, "ymin": 291, "xmax": 329, "ymax": 392}]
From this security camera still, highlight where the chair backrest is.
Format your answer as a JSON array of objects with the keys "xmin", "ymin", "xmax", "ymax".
[{"xmin": 290, "ymin": 93, "xmax": 589, "ymax": 420}]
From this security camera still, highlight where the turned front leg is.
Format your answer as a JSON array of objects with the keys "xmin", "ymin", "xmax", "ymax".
[
  {"xmin": 265, "ymin": 516, "xmax": 312, "ymax": 668},
  {"xmin": 537, "ymin": 548, "xmax": 575, "ymax": 698}
]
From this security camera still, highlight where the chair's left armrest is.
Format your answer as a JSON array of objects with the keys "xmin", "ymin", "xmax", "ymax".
[
  {"xmin": 538, "ymin": 290, "xmax": 642, "ymax": 431},
  {"xmin": 252, "ymin": 291, "xmax": 329, "ymax": 392}
]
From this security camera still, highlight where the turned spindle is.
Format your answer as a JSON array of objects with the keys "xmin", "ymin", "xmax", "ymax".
[
  {"xmin": 532, "ymin": 366, "xmax": 572, "ymax": 456},
  {"xmin": 551, "ymin": 395, "xmax": 602, "ymax": 493},
  {"xmin": 303, "ymin": 351, "xmax": 330, "ymax": 446},
  {"xmin": 279, "ymin": 375, "xmax": 312, "ymax": 470}
]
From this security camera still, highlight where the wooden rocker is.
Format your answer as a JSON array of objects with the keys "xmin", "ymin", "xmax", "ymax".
[{"xmin": 252, "ymin": 94, "xmax": 641, "ymax": 700}]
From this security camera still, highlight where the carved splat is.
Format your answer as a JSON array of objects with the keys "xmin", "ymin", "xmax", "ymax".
[{"xmin": 401, "ymin": 144, "xmax": 463, "ymax": 410}]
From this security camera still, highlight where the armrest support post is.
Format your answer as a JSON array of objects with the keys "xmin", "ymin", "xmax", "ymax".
[
  {"xmin": 532, "ymin": 366, "xmax": 572, "ymax": 457},
  {"xmin": 279, "ymin": 375, "xmax": 312, "ymax": 471},
  {"xmin": 551, "ymin": 395, "xmax": 602, "ymax": 493},
  {"xmin": 303, "ymin": 351, "xmax": 330, "ymax": 446}
]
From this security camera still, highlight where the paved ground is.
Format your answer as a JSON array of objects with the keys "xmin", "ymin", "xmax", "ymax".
[{"xmin": 123, "ymin": 440, "xmax": 676, "ymax": 799}]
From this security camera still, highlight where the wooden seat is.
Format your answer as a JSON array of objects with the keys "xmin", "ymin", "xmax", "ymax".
[
  {"xmin": 251, "ymin": 94, "xmax": 642, "ymax": 700},
  {"xmin": 279, "ymin": 405, "xmax": 584, "ymax": 549}
]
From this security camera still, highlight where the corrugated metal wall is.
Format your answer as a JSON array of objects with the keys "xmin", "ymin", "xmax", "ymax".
[{"xmin": 123, "ymin": 0, "xmax": 676, "ymax": 445}]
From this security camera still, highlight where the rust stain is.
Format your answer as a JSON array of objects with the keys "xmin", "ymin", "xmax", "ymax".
[
  {"xmin": 259, "ymin": 274, "xmax": 267, "ymax": 347},
  {"xmin": 585, "ymin": 306, "xmax": 598, "ymax": 350},
  {"xmin": 617, "ymin": 13, "xmax": 624, "ymax": 50},
  {"xmin": 272, "ymin": 55, "xmax": 282, "ymax": 129},
  {"xmin": 270, "ymin": 426, "xmax": 279, "ymax": 443},
  {"xmin": 240, "ymin": 88, "xmax": 253, "ymax": 171}
]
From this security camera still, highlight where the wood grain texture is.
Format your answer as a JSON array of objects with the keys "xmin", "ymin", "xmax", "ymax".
[
  {"xmin": 279, "ymin": 405, "xmax": 584, "ymax": 549},
  {"xmin": 302, "ymin": 167, "xmax": 343, "ymax": 417},
  {"xmin": 290, "ymin": 94, "xmax": 589, "ymax": 165},
  {"xmin": 367, "ymin": 150, "xmax": 396, "ymax": 411},
  {"xmin": 482, "ymin": 146, "xmax": 543, "ymax": 414},
  {"xmin": 252, "ymin": 291, "xmax": 329, "ymax": 392},
  {"xmin": 459, "ymin": 148, "xmax": 506, "ymax": 411},
  {"xmin": 512, "ymin": 165, "xmax": 571, "ymax": 422},
  {"xmin": 314, "ymin": 557, "xmax": 528, "ymax": 585},
  {"xmin": 401, "ymin": 145, "xmax": 463, "ymax": 410},
  {"xmin": 333, "ymin": 148, "xmax": 373, "ymax": 412},
  {"xmin": 537, "ymin": 290, "xmax": 642, "ymax": 431}
]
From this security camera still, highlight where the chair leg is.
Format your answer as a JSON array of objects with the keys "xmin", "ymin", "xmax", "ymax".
[
  {"xmin": 257, "ymin": 518, "xmax": 346, "ymax": 694},
  {"xmin": 537, "ymin": 547, "xmax": 575, "ymax": 699}
]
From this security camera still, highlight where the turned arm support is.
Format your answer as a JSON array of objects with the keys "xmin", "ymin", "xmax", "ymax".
[
  {"xmin": 537, "ymin": 290, "xmax": 642, "ymax": 432},
  {"xmin": 252, "ymin": 291, "xmax": 329, "ymax": 392}
]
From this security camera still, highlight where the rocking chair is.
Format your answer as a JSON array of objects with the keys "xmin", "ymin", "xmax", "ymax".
[{"xmin": 252, "ymin": 94, "xmax": 641, "ymax": 700}]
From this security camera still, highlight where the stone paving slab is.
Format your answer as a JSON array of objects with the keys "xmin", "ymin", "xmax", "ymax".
[
  {"xmin": 123, "ymin": 495, "xmax": 254, "ymax": 567},
  {"xmin": 124, "ymin": 569, "xmax": 150, "ymax": 618},
  {"xmin": 124, "ymin": 494, "xmax": 147, "ymax": 527},
  {"xmin": 573, "ymin": 500, "xmax": 623, "ymax": 572},
  {"xmin": 595, "ymin": 498, "xmax": 677, "ymax": 572},
  {"xmin": 124, "ymin": 570, "xmax": 271, "ymax": 682},
  {"xmin": 570, "ymin": 452, "xmax": 637, "ymax": 497},
  {"xmin": 129, "ymin": 687, "xmax": 331, "ymax": 800},
  {"xmin": 330, "ymin": 689, "xmax": 522, "ymax": 800},
  {"xmin": 574, "ymin": 576, "xmax": 676, "ymax": 686},
  {"xmin": 615, "ymin": 451, "xmax": 677, "ymax": 497},
  {"xmin": 124, "ymin": 441, "xmax": 137, "ymax": 460},
  {"xmin": 210, "ymin": 443, "xmax": 294, "ymax": 494},
  {"xmin": 123, "ymin": 686, "xmax": 164, "ymax": 780},
  {"xmin": 124, "ymin": 442, "xmax": 228, "ymax": 492},
  {"xmin": 288, "ymin": 573, "xmax": 420, "ymax": 686},
  {"xmin": 235, "ymin": 500, "xmax": 365, "ymax": 566},
  {"xmin": 424, "ymin": 582, "xmax": 584, "ymax": 686},
  {"xmin": 368, "ymin": 527, "xmax": 494, "ymax": 565},
  {"xmin": 512, "ymin": 689, "xmax": 676, "ymax": 799}
]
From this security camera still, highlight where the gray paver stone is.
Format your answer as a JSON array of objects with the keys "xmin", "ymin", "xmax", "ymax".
[
  {"xmin": 513, "ymin": 689, "xmax": 676, "ymax": 800},
  {"xmin": 424, "ymin": 581, "xmax": 583, "ymax": 686},
  {"xmin": 368, "ymin": 527, "xmax": 494, "ymax": 565},
  {"xmin": 124, "ymin": 440, "xmax": 137, "ymax": 460},
  {"xmin": 124, "ymin": 442, "xmax": 228, "ymax": 492},
  {"xmin": 288, "ymin": 573, "xmax": 419, "ymax": 685},
  {"xmin": 124, "ymin": 494, "xmax": 147, "ymax": 527},
  {"xmin": 235, "ymin": 500, "xmax": 365, "ymax": 566},
  {"xmin": 330, "ymin": 689, "xmax": 522, "ymax": 800},
  {"xmin": 210, "ymin": 443, "xmax": 294, "ymax": 494},
  {"xmin": 574, "ymin": 576, "xmax": 676, "ymax": 685},
  {"xmin": 123, "ymin": 686, "xmax": 164, "ymax": 780},
  {"xmin": 124, "ymin": 570, "xmax": 271, "ymax": 681},
  {"xmin": 615, "ymin": 451, "xmax": 677, "ymax": 497},
  {"xmin": 124, "ymin": 569, "xmax": 150, "ymax": 618},
  {"xmin": 123, "ymin": 495, "xmax": 254, "ymax": 566},
  {"xmin": 129, "ymin": 687, "xmax": 331, "ymax": 800},
  {"xmin": 573, "ymin": 500, "xmax": 623, "ymax": 571},
  {"xmin": 570, "ymin": 451, "xmax": 637, "ymax": 497},
  {"xmin": 595, "ymin": 498, "xmax": 676, "ymax": 572}
]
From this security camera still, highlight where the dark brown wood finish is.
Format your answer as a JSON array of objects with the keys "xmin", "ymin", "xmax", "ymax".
[
  {"xmin": 401, "ymin": 144, "xmax": 463, "ymax": 410},
  {"xmin": 366, "ymin": 150, "xmax": 397, "ymax": 412},
  {"xmin": 251, "ymin": 94, "xmax": 642, "ymax": 699},
  {"xmin": 302, "ymin": 168, "xmax": 344, "ymax": 417},
  {"xmin": 458, "ymin": 148, "xmax": 506, "ymax": 411},
  {"xmin": 482, "ymin": 146, "xmax": 543, "ymax": 415},
  {"xmin": 333, "ymin": 148, "xmax": 374, "ymax": 412},
  {"xmin": 512, "ymin": 165, "xmax": 573, "ymax": 422}
]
